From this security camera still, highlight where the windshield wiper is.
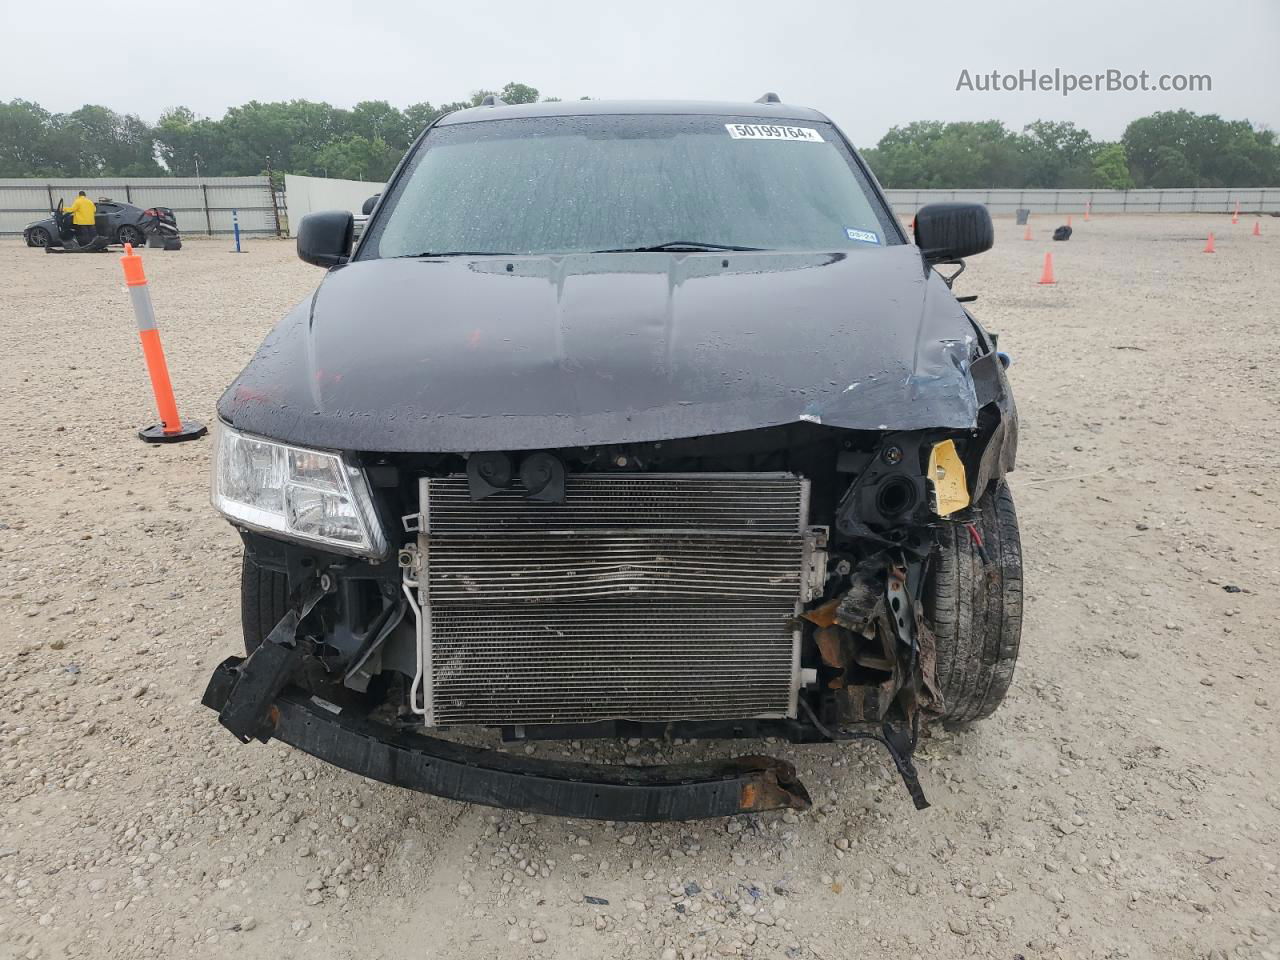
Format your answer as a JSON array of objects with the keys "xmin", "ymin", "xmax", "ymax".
[
  {"xmin": 592, "ymin": 241, "xmax": 766, "ymax": 253},
  {"xmin": 395, "ymin": 251, "xmax": 516, "ymax": 258}
]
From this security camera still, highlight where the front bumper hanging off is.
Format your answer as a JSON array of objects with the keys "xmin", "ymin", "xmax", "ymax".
[
  {"xmin": 203, "ymin": 563, "xmax": 934, "ymax": 820},
  {"xmin": 202, "ymin": 655, "xmax": 812, "ymax": 822}
]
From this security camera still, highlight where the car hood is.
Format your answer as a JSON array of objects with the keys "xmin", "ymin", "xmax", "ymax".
[{"xmin": 218, "ymin": 247, "xmax": 984, "ymax": 452}]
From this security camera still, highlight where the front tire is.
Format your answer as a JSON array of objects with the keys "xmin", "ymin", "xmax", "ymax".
[
  {"xmin": 27, "ymin": 227, "xmax": 51, "ymax": 247},
  {"xmin": 240, "ymin": 551, "xmax": 289, "ymax": 654},
  {"xmin": 924, "ymin": 481, "xmax": 1023, "ymax": 723}
]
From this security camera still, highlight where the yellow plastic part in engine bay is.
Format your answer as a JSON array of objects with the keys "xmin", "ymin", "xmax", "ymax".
[{"xmin": 928, "ymin": 439, "xmax": 970, "ymax": 516}]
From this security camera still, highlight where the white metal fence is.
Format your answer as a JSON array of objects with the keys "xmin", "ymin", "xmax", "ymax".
[
  {"xmin": 0, "ymin": 177, "xmax": 280, "ymax": 237},
  {"xmin": 883, "ymin": 187, "xmax": 1280, "ymax": 217},
  {"xmin": 7, "ymin": 178, "xmax": 1275, "ymax": 237},
  {"xmin": 284, "ymin": 174, "xmax": 382, "ymax": 232}
]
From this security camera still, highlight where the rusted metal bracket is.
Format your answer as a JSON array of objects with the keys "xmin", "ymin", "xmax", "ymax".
[{"xmin": 886, "ymin": 562, "xmax": 917, "ymax": 652}]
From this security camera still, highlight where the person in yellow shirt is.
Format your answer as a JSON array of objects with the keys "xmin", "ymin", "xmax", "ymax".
[{"xmin": 65, "ymin": 191, "xmax": 97, "ymax": 245}]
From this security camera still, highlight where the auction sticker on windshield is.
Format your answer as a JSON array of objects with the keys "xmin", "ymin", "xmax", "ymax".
[{"xmin": 725, "ymin": 123, "xmax": 824, "ymax": 142}]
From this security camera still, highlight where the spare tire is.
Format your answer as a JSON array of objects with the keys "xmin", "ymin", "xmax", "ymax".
[{"xmin": 924, "ymin": 481, "xmax": 1023, "ymax": 723}]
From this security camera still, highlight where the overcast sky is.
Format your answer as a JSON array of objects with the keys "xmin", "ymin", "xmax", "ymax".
[{"xmin": 4, "ymin": 0, "xmax": 1277, "ymax": 145}]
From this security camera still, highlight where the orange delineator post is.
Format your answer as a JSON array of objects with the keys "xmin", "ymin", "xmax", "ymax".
[
  {"xmin": 1254, "ymin": 221, "xmax": 1262, "ymax": 237},
  {"xmin": 121, "ymin": 244, "xmax": 206, "ymax": 443},
  {"xmin": 1037, "ymin": 252, "xmax": 1056, "ymax": 285},
  {"xmin": 1023, "ymin": 224, "xmax": 1032, "ymax": 241}
]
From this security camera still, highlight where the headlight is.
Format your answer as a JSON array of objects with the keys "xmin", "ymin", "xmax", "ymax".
[{"xmin": 211, "ymin": 423, "xmax": 387, "ymax": 557}]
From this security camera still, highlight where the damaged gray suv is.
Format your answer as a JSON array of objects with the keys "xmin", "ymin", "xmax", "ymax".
[{"xmin": 204, "ymin": 95, "xmax": 1021, "ymax": 820}]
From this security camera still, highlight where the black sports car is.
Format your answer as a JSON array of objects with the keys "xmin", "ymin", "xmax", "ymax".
[{"xmin": 23, "ymin": 197, "xmax": 161, "ymax": 248}]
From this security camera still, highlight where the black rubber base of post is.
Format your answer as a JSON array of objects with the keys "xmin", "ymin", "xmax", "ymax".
[{"xmin": 138, "ymin": 421, "xmax": 208, "ymax": 443}]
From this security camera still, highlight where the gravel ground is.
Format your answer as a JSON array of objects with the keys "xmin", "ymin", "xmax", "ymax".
[{"xmin": 2, "ymin": 216, "xmax": 1278, "ymax": 960}]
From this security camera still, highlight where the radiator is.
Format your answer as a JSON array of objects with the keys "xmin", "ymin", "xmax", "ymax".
[{"xmin": 406, "ymin": 473, "xmax": 823, "ymax": 727}]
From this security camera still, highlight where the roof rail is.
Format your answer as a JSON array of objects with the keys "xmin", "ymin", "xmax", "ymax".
[
  {"xmin": 755, "ymin": 92, "xmax": 781, "ymax": 104},
  {"xmin": 479, "ymin": 95, "xmax": 506, "ymax": 107}
]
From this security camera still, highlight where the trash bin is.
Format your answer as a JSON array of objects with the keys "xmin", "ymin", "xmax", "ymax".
[{"xmin": 1015, "ymin": 208, "xmax": 1030, "ymax": 225}]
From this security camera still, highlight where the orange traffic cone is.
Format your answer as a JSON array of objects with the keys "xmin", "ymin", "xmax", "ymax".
[
  {"xmin": 1232, "ymin": 200, "xmax": 1240, "ymax": 225},
  {"xmin": 1037, "ymin": 252, "xmax": 1056, "ymax": 284},
  {"xmin": 1253, "ymin": 220, "xmax": 1262, "ymax": 237},
  {"xmin": 1067, "ymin": 214, "xmax": 1073, "ymax": 227},
  {"xmin": 120, "ymin": 245, "xmax": 207, "ymax": 442},
  {"xmin": 1203, "ymin": 232, "xmax": 1216, "ymax": 253},
  {"xmin": 1023, "ymin": 224, "xmax": 1032, "ymax": 241},
  {"xmin": 1083, "ymin": 202, "xmax": 1091, "ymax": 222}
]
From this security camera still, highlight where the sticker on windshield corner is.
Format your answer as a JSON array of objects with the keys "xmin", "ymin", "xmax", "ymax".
[
  {"xmin": 725, "ymin": 123, "xmax": 823, "ymax": 142},
  {"xmin": 845, "ymin": 228, "xmax": 880, "ymax": 244}
]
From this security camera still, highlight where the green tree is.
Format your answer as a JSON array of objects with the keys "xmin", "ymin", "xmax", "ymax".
[
  {"xmin": 434, "ymin": 92, "xmax": 487, "ymax": 118},
  {"xmin": 348, "ymin": 101, "xmax": 411, "ymax": 151},
  {"xmin": 311, "ymin": 134, "xmax": 401, "ymax": 181},
  {"xmin": 16, "ymin": 104, "xmax": 163, "ymax": 176},
  {"xmin": 0, "ymin": 100, "xmax": 55, "ymax": 176},
  {"xmin": 403, "ymin": 102, "xmax": 442, "ymax": 138},
  {"xmin": 154, "ymin": 106, "xmax": 227, "ymax": 176},
  {"xmin": 1090, "ymin": 143, "xmax": 1135, "ymax": 189},
  {"xmin": 20, "ymin": 91, "xmax": 1274, "ymax": 189},
  {"xmin": 1019, "ymin": 120, "xmax": 1095, "ymax": 187},
  {"xmin": 1122, "ymin": 110, "xmax": 1280, "ymax": 187},
  {"xmin": 499, "ymin": 82, "xmax": 540, "ymax": 104},
  {"xmin": 220, "ymin": 100, "xmax": 347, "ymax": 175},
  {"xmin": 1147, "ymin": 146, "xmax": 1196, "ymax": 188},
  {"xmin": 865, "ymin": 120, "xmax": 1026, "ymax": 188},
  {"xmin": 866, "ymin": 109, "xmax": 1280, "ymax": 188}
]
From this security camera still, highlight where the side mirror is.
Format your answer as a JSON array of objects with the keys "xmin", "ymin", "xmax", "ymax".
[
  {"xmin": 913, "ymin": 203, "xmax": 994, "ymax": 263},
  {"xmin": 297, "ymin": 210, "xmax": 354, "ymax": 267},
  {"xmin": 361, "ymin": 194, "xmax": 381, "ymax": 216}
]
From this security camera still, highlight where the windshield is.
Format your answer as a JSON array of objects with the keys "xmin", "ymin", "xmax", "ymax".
[{"xmin": 360, "ymin": 114, "xmax": 899, "ymax": 258}]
